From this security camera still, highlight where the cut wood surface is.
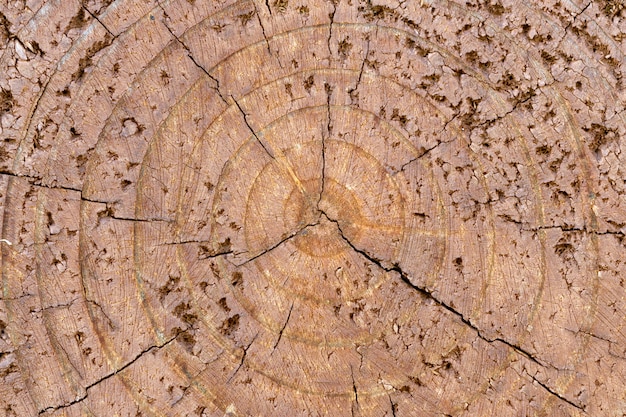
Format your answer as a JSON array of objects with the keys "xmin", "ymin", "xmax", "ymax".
[{"xmin": 1, "ymin": 0, "xmax": 626, "ymax": 416}]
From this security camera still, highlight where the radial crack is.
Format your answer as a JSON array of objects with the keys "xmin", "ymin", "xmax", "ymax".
[
  {"xmin": 477, "ymin": 92, "xmax": 535, "ymax": 128},
  {"xmin": 236, "ymin": 222, "xmax": 317, "ymax": 266},
  {"xmin": 156, "ymin": 1, "xmax": 226, "ymax": 103},
  {"xmin": 389, "ymin": 394, "xmax": 397, "ymax": 417},
  {"xmin": 557, "ymin": 2, "xmax": 592, "ymax": 49},
  {"xmin": 348, "ymin": 35, "xmax": 370, "ymax": 104},
  {"xmin": 350, "ymin": 365, "xmax": 359, "ymax": 412},
  {"xmin": 82, "ymin": 5, "xmax": 114, "ymax": 37},
  {"xmin": 272, "ymin": 303, "xmax": 293, "ymax": 352},
  {"xmin": 327, "ymin": 2, "xmax": 336, "ymax": 57},
  {"xmin": 0, "ymin": 170, "xmax": 82, "ymax": 193},
  {"xmin": 231, "ymin": 96, "xmax": 275, "ymax": 159},
  {"xmin": 318, "ymin": 81, "xmax": 334, "ymax": 208},
  {"xmin": 322, "ymin": 211, "xmax": 550, "ymax": 370},
  {"xmin": 227, "ymin": 333, "xmax": 258, "ymax": 383},
  {"xmin": 38, "ymin": 333, "xmax": 180, "ymax": 414},
  {"xmin": 526, "ymin": 371, "xmax": 585, "ymax": 411},
  {"xmin": 521, "ymin": 224, "xmax": 624, "ymax": 237},
  {"xmin": 254, "ymin": 4, "xmax": 272, "ymax": 55}
]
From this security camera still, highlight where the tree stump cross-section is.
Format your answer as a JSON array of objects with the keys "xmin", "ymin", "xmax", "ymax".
[{"xmin": 1, "ymin": 0, "xmax": 626, "ymax": 416}]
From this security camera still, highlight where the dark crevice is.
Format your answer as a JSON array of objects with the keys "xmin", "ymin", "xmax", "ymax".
[
  {"xmin": 521, "ymin": 224, "xmax": 624, "ymax": 237},
  {"xmin": 350, "ymin": 365, "xmax": 359, "ymax": 412},
  {"xmin": 564, "ymin": 327, "xmax": 615, "ymax": 344},
  {"xmin": 82, "ymin": 5, "xmax": 114, "ymax": 37},
  {"xmin": 0, "ymin": 292, "xmax": 35, "ymax": 301},
  {"xmin": 80, "ymin": 196, "xmax": 112, "ymax": 204},
  {"xmin": 527, "ymin": 371, "xmax": 585, "ymax": 411},
  {"xmin": 389, "ymin": 394, "xmax": 397, "ymax": 417},
  {"xmin": 32, "ymin": 298, "xmax": 80, "ymax": 313},
  {"xmin": 439, "ymin": 111, "xmax": 460, "ymax": 134},
  {"xmin": 105, "ymin": 215, "xmax": 172, "ymax": 223},
  {"xmin": 231, "ymin": 96, "xmax": 275, "ymax": 159},
  {"xmin": 254, "ymin": 5, "xmax": 272, "ymax": 55},
  {"xmin": 38, "ymin": 332, "xmax": 180, "ymax": 414},
  {"xmin": 264, "ymin": 0, "xmax": 272, "ymax": 14},
  {"xmin": 198, "ymin": 250, "xmax": 233, "ymax": 260},
  {"xmin": 558, "ymin": 2, "xmax": 592, "ymax": 49},
  {"xmin": 0, "ymin": 170, "xmax": 82, "ymax": 193},
  {"xmin": 272, "ymin": 303, "xmax": 293, "ymax": 352},
  {"xmin": 396, "ymin": 141, "xmax": 441, "ymax": 173},
  {"xmin": 320, "ymin": 211, "xmax": 552, "ymax": 371},
  {"xmin": 227, "ymin": 333, "xmax": 258, "ymax": 383},
  {"xmin": 235, "ymin": 221, "xmax": 317, "ymax": 266},
  {"xmin": 318, "ymin": 84, "xmax": 333, "ymax": 207},
  {"xmin": 477, "ymin": 93, "xmax": 535, "ymax": 128},
  {"xmin": 348, "ymin": 35, "xmax": 370, "ymax": 101},
  {"xmin": 327, "ymin": 3, "xmax": 336, "ymax": 57},
  {"xmin": 156, "ymin": 1, "xmax": 226, "ymax": 104}
]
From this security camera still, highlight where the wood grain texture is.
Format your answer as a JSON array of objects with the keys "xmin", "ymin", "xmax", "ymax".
[{"xmin": 1, "ymin": 0, "xmax": 626, "ymax": 416}]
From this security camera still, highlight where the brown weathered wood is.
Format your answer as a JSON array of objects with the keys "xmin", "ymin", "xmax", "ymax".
[{"xmin": 1, "ymin": 0, "xmax": 626, "ymax": 415}]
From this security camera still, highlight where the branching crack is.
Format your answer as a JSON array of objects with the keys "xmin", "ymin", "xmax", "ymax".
[
  {"xmin": 106, "ymin": 215, "xmax": 172, "ymax": 223},
  {"xmin": 82, "ymin": 5, "xmax": 114, "ymax": 37},
  {"xmin": 320, "ymin": 211, "xmax": 549, "ymax": 370},
  {"xmin": 254, "ymin": 5, "xmax": 272, "ymax": 56},
  {"xmin": 526, "ymin": 371, "xmax": 585, "ymax": 411},
  {"xmin": 350, "ymin": 365, "xmax": 359, "ymax": 412},
  {"xmin": 477, "ymin": 93, "xmax": 535, "ymax": 128},
  {"xmin": 272, "ymin": 303, "xmax": 293, "ymax": 352},
  {"xmin": 232, "ymin": 95, "xmax": 275, "ymax": 159},
  {"xmin": 564, "ymin": 327, "xmax": 615, "ymax": 344},
  {"xmin": 235, "ymin": 222, "xmax": 317, "ymax": 266},
  {"xmin": 318, "ymin": 83, "xmax": 333, "ymax": 207},
  {"xmin": 327, "ymin": 2, "xmax": 337, "ymax": 57},
  {"xmin": 557, "ymin": 2, "xmax": 592, "ymax": 49},
  {"xmin": 396, "ymin": 141, "xmax": 442, "ymax": 173},
  {"xmin": 38, "ymin": 333, "xmax": 180, "ymax": 414},
  {"xmin": 156, "ymin": 1, "xmax": 226, "ymax": 103},
  {"xmin": 349, "ymin": 35, "xmax": 370, "ymax": 101},
  {"xmin": 227, "ymin": 333, "xmax": 258, "ymax": 383},
  {"xmin": 521, "ymin": 224, "xmax": 624, "ymax": 237},
  {"xmin": 389, "ymin": 394, "xmax": 397, "ymax": 417},
  {"xmin": 0, "ymin": 170, "xmax": 82, "ymax": 193}
]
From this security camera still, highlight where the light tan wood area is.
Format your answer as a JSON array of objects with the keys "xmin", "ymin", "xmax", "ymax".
[{"xmin": 1, "ymin": 1, "xmax": 626, "ymax": 416}]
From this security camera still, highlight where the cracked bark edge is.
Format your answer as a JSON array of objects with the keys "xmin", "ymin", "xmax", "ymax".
[{"xmin": 37, "ymin": 332, "xmax": 181, "ymax": 415}]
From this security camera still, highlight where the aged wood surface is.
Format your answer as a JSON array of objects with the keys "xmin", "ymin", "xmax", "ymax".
[{"xmin": 1, "ymin": 0, "xmax": 626, "ymax": 416}]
